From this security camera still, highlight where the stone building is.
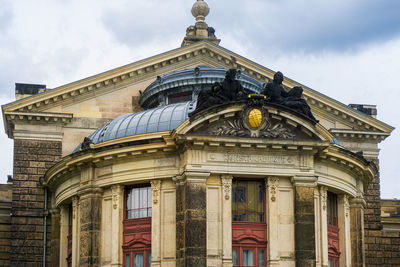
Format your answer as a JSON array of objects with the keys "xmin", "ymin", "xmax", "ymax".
[{"xmin": 1, "ymin": 1, "xmax": 399, "ymax": 266}]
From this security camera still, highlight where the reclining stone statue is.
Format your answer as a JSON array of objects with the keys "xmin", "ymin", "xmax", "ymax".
[
  {"xmin": 262, "ymin": 71, "xmax": 317, "ymax": 121},
  {"xmin": 195, "ymin": 69, "xmax": 246, "ymax": 112}
]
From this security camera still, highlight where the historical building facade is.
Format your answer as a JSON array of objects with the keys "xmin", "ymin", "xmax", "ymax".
[{"xmin": 1, "ymin": 1, "xmax": 399, "ymax": 267}]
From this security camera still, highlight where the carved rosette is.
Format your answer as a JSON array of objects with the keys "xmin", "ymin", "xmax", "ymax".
[
  {"xmin": 150, "ymin": 180, "xmax": 162, "ymax": 204},
  {"xmin": 320, "ymin": 186, "xmax": 328, "ymax": 211},
  {"xmin": 267, "ymin": 177, "xmax": 279, "ymax": 202},
  {"xmin": 221, "ymin": 175, "xmax": 233, "ymax": 200}
]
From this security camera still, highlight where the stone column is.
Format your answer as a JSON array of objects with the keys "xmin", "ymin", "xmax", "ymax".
[
  {"xmin": 291, "ymin": 176, "xmax": 317, "ymax": 267},
  {"xmin": 349, "ymin": 197, "xmax": 365, "ymax": 267},
  {"xmin": 314, "ymin": 188, "xmax": 321, "ymax": 267},
  {"xmin": 176, "ymin": 171, "xmax": 209, "ymax": 266},
  {"xmin": 78, "ymin": 186, "xmax": 102, "ymax": 267},
  {"xmin": 71, "ymin": 196, "xmax": 79, "ymax": 267},
  {"xmin": 111, "ymin": 185, "xmax": 123, "ymax": 267},
  {"xmin": 319, "ymin": 186, "xmax": 328, "ymax": 267},
  {"xmin": 150, "ymin": 180, "xmax": 162, "ymax": 267},
  {"xmin": 49, "ymin": 208, "xmax": 61, "ymax": 266},
  {"xmin": 59, "ymin": 205, "xmax": 69, "ymax": 267},
  {"xmin": 267, "ymin": 177, "xmax": 280, "ymax": 267},
  {"xmin": 221, "ymin": 175, "xmax": 233, "ymax": 267},
  {"xmin": 338, "ymin": 194, "xmax": 351, "ymax": 267}
]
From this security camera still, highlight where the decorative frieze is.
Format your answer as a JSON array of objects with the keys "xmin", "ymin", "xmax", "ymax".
[{"xmin": 208, "ymin": 152, "xmax": 295, "ymax": 165}]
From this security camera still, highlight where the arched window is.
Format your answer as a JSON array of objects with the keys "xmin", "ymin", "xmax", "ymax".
[
  {"xmin": 232, "ymin": 180, "xmax": 267, "ymax": 267},
  {"xmin": 123, "ymin": 185, "xmax": 152, "ymax": 267}
]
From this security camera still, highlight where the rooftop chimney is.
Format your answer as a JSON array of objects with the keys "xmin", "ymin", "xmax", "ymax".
[{"xmin": 15, "ymin": 83, "xmax": 47, "ymax": 100}]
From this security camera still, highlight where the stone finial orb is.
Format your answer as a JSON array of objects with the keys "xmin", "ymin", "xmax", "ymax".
[{"xmin": 191, "ymin": 0, "xmax": 210, "ymax": 22}]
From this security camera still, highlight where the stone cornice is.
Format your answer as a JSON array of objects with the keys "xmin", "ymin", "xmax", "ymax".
[
  {"xmin": 329, "ymin": 128, "xmax": 389, "ymax": 142},
  {"xmin": 2, "ymin": 41, "xmax": 393, "ymax": 136},
  {"xmin": 317, "ymin": 145, "xmax": 377, "ymax": 186},
  {"xmin": 3, "ymin": 111, "xmax": 73, "ymax": 138}
]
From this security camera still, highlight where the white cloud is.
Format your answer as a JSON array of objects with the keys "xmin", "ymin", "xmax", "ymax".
[
  {"xmin": 0, "ymin": 0, "xmax": 398, "ymax": 198},
  {"xmin": 0, "ymin": 97, "xmax": 14, "ymax": 184}
]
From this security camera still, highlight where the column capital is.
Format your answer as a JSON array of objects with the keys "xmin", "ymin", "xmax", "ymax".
[
  {"xmin": 349, "ymin": 196, "xmax": 366, "ymax": 208},
  {"xmin": 182, "ymin": 171, "xmax": 210, "ymax": 183},
  {"xmin": 49, "ymin": 207, "xmax": 60, "ymax": 218},
  {"xmin": 291, "ymin": 175, "xmax": 317, "ymax": 187}
]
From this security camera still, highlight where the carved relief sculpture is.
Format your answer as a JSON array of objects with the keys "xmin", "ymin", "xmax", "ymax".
[
  {"xmin": 267, "ymin": 177, "xmax": 279, "ymax": 202},
  {"xmin": 221, "ymin": 175, "xmax": 233, "ymax": 200},
  {"xmin": 150, "ymin": 180, "xmax": 162, "ymax": 204},
  {"xmin": 320, "ymin": 186, "xmax": 328, "ymax": 211}
]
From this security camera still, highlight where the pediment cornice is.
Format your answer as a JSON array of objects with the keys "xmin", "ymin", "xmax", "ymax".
[{"xmin": 2, "ymin": 41, "xmax": 393, "ymax": 137}]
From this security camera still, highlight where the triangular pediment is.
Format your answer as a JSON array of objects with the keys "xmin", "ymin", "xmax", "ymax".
[{"xmin": 2, "ymin": 40, "xmax": 393, "ymax": 139}]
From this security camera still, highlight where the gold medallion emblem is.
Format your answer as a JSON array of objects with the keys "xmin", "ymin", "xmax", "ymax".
[{"xmin": 248, "ymin": 108, "xmax": 262, "ymax": 128}]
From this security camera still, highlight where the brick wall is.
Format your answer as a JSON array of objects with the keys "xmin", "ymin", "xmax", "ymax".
[{"xmin": 11, "ymin": 139, "xmax": 61, "ymax": 266}]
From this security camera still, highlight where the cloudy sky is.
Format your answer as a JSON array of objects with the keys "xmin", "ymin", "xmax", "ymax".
[{"xmin": 0, "ymin": 0, "xmax": 399, "ymax": 198}]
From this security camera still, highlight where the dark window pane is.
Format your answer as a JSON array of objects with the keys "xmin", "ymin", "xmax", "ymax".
[
  {"xmin": 259, "ymin": 250, "xmax": 265, "ymax": 266},
  {"xmin": 243, "ymin": 250, "xmax": 254, "ymax": 266},
  {"xmin": 232, "ymin": 180, "xmax": 265, "ymax": 222},
  {"xmin": 232, "ymin": 249, "xmax": 238, "ymax": 266},
  {"xmin": 126, "ymin": 254, "xmax": 130, "ymax": 267},
  {"xmin": 126, "ymin": 186, "xmax": 152, "ymax": 219},
  {"xmin": 134, "ymin": 253, "xmax": 143, "ymax": 267}
]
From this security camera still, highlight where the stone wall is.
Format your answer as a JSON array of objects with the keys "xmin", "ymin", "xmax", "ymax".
[
  {"xmin": 0, "ymin": 183, "xmax": 12, "ymax": 266},
  {"xmin": 11, "ymin": 139, "xmax": 61, "ymax": 266},
  {"xmin": 364, "ymin": 160, "xmax": 400, "ymax": 266}
]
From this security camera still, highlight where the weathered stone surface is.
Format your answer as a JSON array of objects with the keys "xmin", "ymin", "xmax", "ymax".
[
  {"xmin": 11, "ymin": 139, "xmax": 61, "ymax": 266},
  {"xmin": 176, "ymin": 178, "xmax": 207, "ymax": 266},
  {"xmin": 79, "ymin": 191, "xmax": 102, "ymax": 267}
]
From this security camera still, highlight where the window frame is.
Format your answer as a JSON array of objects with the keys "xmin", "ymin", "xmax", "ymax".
[
  {"xmin": 232, "ymin": 179, "xmax": 266, "ymax": 223},
  {"xmin": 124, "ymin": 184, "xmax": 152, "ymax": 220},
  {"xmin": 168, "ymin": 91, "xmax": 192, "ymax": 104}
]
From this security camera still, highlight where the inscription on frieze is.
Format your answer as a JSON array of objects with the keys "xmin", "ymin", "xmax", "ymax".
[{"xmin": 208, "ymin": 152, "xmax": 295, "ymax": 165}]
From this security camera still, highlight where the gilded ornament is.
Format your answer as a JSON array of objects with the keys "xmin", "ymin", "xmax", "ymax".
[{"xmin": 248, "ymin": 108, "xmax": 262, "ymax": 128}]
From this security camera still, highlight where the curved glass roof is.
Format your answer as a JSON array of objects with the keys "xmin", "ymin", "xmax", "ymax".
[
  {"xmin": 74, "ymin": 101, "xmax": 196, "ymax": 152},
  {"xmin": 139, "ymin": 65, "xmax": 262, "ymax": 108}
]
